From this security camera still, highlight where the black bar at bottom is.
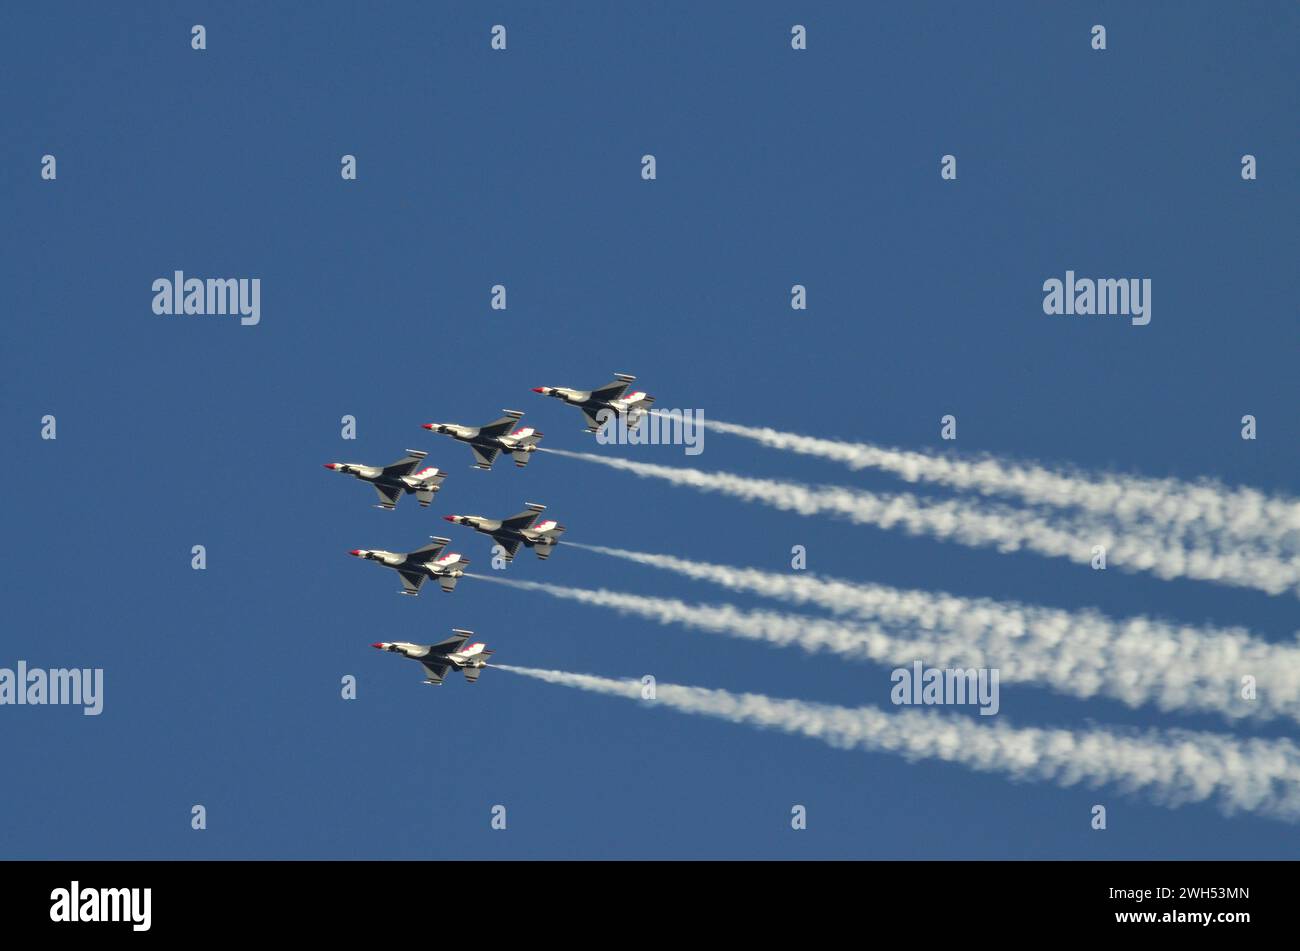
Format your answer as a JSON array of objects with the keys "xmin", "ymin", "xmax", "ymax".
[{"xmin": 0, "ymin": 859, "xmax": 1279, "ymax": 937}]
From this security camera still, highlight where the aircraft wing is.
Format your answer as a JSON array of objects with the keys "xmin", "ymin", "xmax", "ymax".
[
  {"xmin": 372, "ymin": 484, "xmax": 403, "ymax": 509},
  {"xmin": 438, "ymin": 574, "xmax": 462, "ymax": 593},
  {"xmin": 462, "ymin": 667, "xmax": 483, "ymax": 684},
  {"xmin": 470, "ymin": 445, "xmax": 501, "ymax": 469},
  {"xmin": 580, "ymin": 407, "xmax": 605, "ymax": 432},
  {"xmin": 428, "ymin": 631, "xmax": 473, "ymax": 654},
  {"xmin": 501, "ymin": 507, "xmax": 542, "ymax": 531},
  {"xmin": 419, "ymin": 661, "xmax": 449, "ymax": 685},
  {"xmin": 397, "ymin": 570, "xmax": 427, "ymax": 595},
  {"xmin": 589, "ymin": 378, "xmax": 632, "ymax": 402},
  {"xmin": 477, "ymin": 412, "xmax": 524, "ymax": 440},
  {"xmin": 406, "ymin": 537, "xmax": 450, "ymax": 564},
  {"xmin": 380, "ymin": 450, "xmax": 429, "ymax": 478},
  {"xmin": 493, "ymin": 537, "xmax": 525, "ymax": 562}
]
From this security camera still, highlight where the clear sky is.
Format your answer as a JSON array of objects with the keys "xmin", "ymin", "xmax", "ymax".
[{"xmin": 3, "ymin": 1, "xmax": 1298, "ymax": 859}]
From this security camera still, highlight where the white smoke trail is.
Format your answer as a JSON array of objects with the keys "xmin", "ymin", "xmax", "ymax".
[
  {"xmin": 473, "ymin": 570, "xmax": 1297, "ymax": 724},
  {"xmin": 563, "ymin": 543, "xmax": 1300, "ymax": 725},
  {"xmin": 698, "ymin": 416, "xmax": 1300, "ymax": 556},
  {"xmin": 541, "ymin": 448, "xmax": 1300, "ymax": 596},
  {"xmin": 497, "ymin": 664, "xmax": 1300, "ymax": 821}
]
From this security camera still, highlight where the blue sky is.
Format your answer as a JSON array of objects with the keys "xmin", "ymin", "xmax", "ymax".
[{"xmin": 3, "ymin": 1, "xmax": 1298, "ymax": 858}]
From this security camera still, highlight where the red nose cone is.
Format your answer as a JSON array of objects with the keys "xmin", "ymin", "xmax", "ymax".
[
  {"xmin": 371, "ymin": 643, "xmax": 384, "ymax": 649},
  {"xmin": 349, "ymin": 549, "xmax": 363, "ymax": 556},
  {"xmin": 532, "ymin": 387, "xmax": 545, "ymax": 393},
  {"xmin": 421, "ymin": 423, "xmax": 434, "ymax": 430},
  {"xmin": 442, "ymin": 515, "xmax": 457, "ymax": 522}
]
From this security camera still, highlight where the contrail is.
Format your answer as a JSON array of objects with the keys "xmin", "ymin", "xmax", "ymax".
[
  {"xmin": 471, "ymin": 571, "xmax": 1296, "ymax": 724},
  {"xmin": 698, "ymin": 416, "xmax": 1300, "ymax": 556},
  {"xmin": 496, "ymin": 664, "xmax": 1300, "ymax": 821},
  {"xmin": 562, "ymin": 544, "xmax": 1300, "ymax": 725},
  {"xmin": 474, "ymin": 572, "xmax": 924, "ymax": 660},
  {"xmin": 542, "ymin": 448, "xmax": 1300, "ymax": 596}
]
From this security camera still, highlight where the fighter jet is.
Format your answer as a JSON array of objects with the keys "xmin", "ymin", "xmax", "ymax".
[
  {"xmin": 323, "ymin": 449, "xmax": 447, "ymax": 510},
  {"xmin": 372, "ymin": 630, "xmax": 494, "ymax": 686},
  {"xmin": 532, "ymin": 372, "xmax": 655, "ymax": 433},
  {"xmin": 421, "ymin": 410, "xmax": 543, "ymax": 470},
  {"xmin": 348, "ymin": 536, "xmax": 470, "ymax": 595},
  {"xmin": 442, "ymin": 502, "xmax": 565, "ymax": 562}
]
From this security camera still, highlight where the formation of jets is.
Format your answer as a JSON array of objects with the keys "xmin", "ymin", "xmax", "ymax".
[{"xmin": 325, "ymin": 373, "xmax": 654, "ymax": 688}]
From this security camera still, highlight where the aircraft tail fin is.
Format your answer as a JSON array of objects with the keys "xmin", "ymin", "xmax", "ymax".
[
  {"xmin": 413, "ymin": 465, "xmax": 446, "ymax": 485},
  {"xmin": 533, "ymin": 522, "xmax": 564, "ymax": 560},
  {"xmin": 410, "ymin": 466, "xmax": 446, "ymax": 506},
  {"xmin": 511, "ymin": 428, "xmax": 543, "ymax": 467}
]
